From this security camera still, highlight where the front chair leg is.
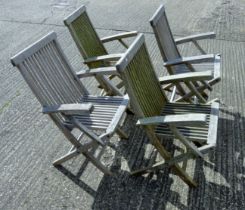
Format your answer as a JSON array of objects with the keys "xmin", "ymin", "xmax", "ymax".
[{"xmin": 53, "ymin": 149, "xmax": 80, "ymax": 166}]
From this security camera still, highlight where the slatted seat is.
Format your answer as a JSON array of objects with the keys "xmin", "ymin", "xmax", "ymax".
[
  {"xmin": 150, "ymin": 5, "xmax": 221, "ymax": 103},
  {"xmin": 64, "ymin": 5, "xmax": 138, "ymax": 96},
  {"xmin": 10, "ymin": 32, "xmax": 129, "ymax": 176},
  {"xmin": 156, "ymin": 102, "xmax": 218, "ymax": 146},
  {"xmin": 74, "ymin": 95, "xmax": 127, "ymax": 130},
  {"xmin": 116, "ymin": 34, "xmax": 219, "ymax": 187}
]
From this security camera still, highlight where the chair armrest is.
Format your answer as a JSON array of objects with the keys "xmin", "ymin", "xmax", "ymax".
[
  {"xmin": 159, "ymin": 70, "xmax": 213, "ymax": 84},
  {"xmin": 175, "ymin": 32, "xmax": 216, "ymax": 45},
  {"xmin": 84, "ymin": 54, "xmax": 123, "ymax": 65},
  {"xmin": 137, "ymin": 114, "xmax": 207, "ymax": 126},
  {"xmin": 164, "ymin": 54, "xmax": 215, "ymax": 67},
  {"xmin": 42, "ymin": 103, "xmax": 93, "ymax": 115},
  {"xmin": 100, "ymin": 31, "xmax": 138, "ymax": 43},
  {"xmin": 76, "ymin": 67, "xmax": 119, "ymax": 78}
]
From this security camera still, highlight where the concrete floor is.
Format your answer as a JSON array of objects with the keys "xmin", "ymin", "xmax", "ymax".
[{"xmin": 0, "ymin": 0, "xmax": 245, "ymax": 209}]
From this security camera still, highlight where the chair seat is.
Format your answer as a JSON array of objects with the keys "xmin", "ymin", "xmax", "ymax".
[
  {"xmin": 174, "ymin": 54, "xmax": 221, "ymax": 81},
  {"xmin": 155, "ymin": 102, "xmax": 219, "ymax": 146},
  {"xmin": 72, "ymin": 95, "xmax": 128, "ymax": 130}
]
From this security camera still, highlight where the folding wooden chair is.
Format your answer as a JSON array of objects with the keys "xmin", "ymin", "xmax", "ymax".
[
  {"xmin": 64, "ymin": 5, "xmax": 138, "ymax": 96},
  {"xmin": 116, "ymin": 34, "xmax": 219, "ymax": 187},
  {"xmin": 150, "ymin": 5, "xmax": 221, "ymax": 103},
  {"xmin": 10, "ymin": 32, "xmax": 129, "ymax": 175}
]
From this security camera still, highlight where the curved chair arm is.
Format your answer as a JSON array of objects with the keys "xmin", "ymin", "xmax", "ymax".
[
  {"xmin": 101, "ymin": 31, "xmax": 138, "ymax": 43},
  {"xmin": 137, "ymin": 114, "xmax": 207, "ymax": 126},
  {"xmin": 159, "ymin": 70, "xmax": 213, "ymax": 84},
  {"xmin": 175, "ymin": 32, "xmax": 216, "ymax": 45},
  {"xmin": 164, "ymin": 54, "xmax": 215, "ymax": 67},
  {"xmin": 101, "ymin": 31, "xmax": 138, "ymax": 48},
  {"xmin": 84, "ymin": 53, "xmax": 123, "ymax": 65},
  {"xmin": 42, "ymin": 103, "xmax": 93, "ymax": 115},
  {"xmin": 76, "ymin": 67, "xmax": 119, "ymax": 78}
]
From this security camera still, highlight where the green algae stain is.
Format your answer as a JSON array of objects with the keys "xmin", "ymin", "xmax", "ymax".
[{"xmin": 0, "ymin": 91, "xmax": 21, "ymax": 114}]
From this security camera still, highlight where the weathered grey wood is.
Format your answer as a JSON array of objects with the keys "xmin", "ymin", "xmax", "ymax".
[
  {"xmin": 116, "ymin": 34, "xmax": 220, "ymax": 187},
  {"xmin": 11, "ymin": 32, "xmax": 57, "ymax": 66},
  {"xmin": 207, "ymin": 102, "xmax": 219, "ymax": 145},
  {"xmin": 83, "ymin": 54, "xmax": 123, "ymax": 64},
  {"xmin": 137, "ymin": 114, "xmax": 207, "ymax": 126},
  {"xmin": 10, "ymin": 32, "xmax": 129, "ymax": 177},
  {"xmin": 169, "ymin": 125, "xmax": 204, "ymax": 158},
  {"xmin": 76, "ymin": 67, "xmax": 119, "ymax": 78},
  {"xmin": 163, "ymin": 54, "xmax": 215, "ymax": 66},
  {"xmin": 118, "ymin": 39, "xmax": 129, "ymax": 48},
  {"xmin": 116, "ymin": 34, "xmax": 145, "ymax": 72},
  {"xmin": 100, "ymin": 31, "xmax": 138, "ymax": 43},
  {"xmin": 63, "ymin": 5, "xmax": 86, "ymax": 26},
  {"xmin": 42, "ymin": 103, "xmax": 93, "ymax": 115},
  {"xmin": 150, "ymin": 5, "xmax": 221, "ymax": 103},
  {"xmin": 131, "ymin": 152, "xmax": 193, "ymax": 176},
  {"xmin": 106, "ymin": 95, "xmax": 129, "ymax": 135},
  {"xmin": 192, "ymin": 40, "xmax": 207, "ymax": 54},
  {"xmin": 175, "ymin": 32, "xmax": 216, "ymax": 45},
  {"xmin": 159, "ymin": 70, "xmax": 213, "ymax": 84},
  {"xmin": 116, "ymin": 127, "xmax": 129, "ymax": 139},
  {"xmin": 185, "ymin": 82, "xmax": 207, "ymax": 103},
  {"xmin": 63, "ymin": 5, "xmax": 137, "ymax": 96},
  {"xmin": 149, "ymin": 4, "xmax": 165, "ymax": 27},
  {"xmin": 209, "ymin": 54, "xmax": 221, "ymax": 85},
  {"xmin": 53, "ymin": 149, "xmax": 80, "ymax": 166},
  {"xmin": 53, "ymin": 141, "xmax": 96, "ymax": 165}
]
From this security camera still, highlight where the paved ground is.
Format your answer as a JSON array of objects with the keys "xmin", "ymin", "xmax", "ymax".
[{"xmin": 0, "ymin": 0, "xmax": 245, "ymax": 209}]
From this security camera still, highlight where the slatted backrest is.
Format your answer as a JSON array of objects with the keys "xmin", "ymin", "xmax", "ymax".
[
  {"xmin": 64, "ymin": 5, "xmax": 107, "ymax": 59},
  {"xmin": 116, "ymin": 34, "xmax": 168, "ymax": 118},
  {"xmin": 10, "ymin": 32, "xmax": 88, "ymax": 109},
  {"xmin": 150, "ymin": 5, "xmax": 181, "ymax": 61}
]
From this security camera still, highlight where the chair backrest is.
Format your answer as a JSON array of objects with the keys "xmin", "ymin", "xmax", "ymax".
[
  {"xmin": 150, "ymin": 5, "xmax": 181, "ymax": 61},
  {"xmin": 64, "ymin": 5, "xmax": 108, "ymax": 59},
  {"xmin": 11, "ymin": 32, "xmax": 88, "ymax": 109},
  {"xmin": 116, "ymin": 34, "xmax": 168, "ymax": 118}
]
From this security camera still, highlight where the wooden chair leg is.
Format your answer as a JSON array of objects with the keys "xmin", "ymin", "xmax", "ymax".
[
  {"xmin": 116, "ymin": 127, "xmax": 129, "ymax": 139},
  {"xmin": 53, "ymin": 149, "xmax": 80, "ymax": 166},
  {"xmin": 142, "ymin": 130, "xmax": 197, "ymax": 187},
  {"xmin": 83, "ymin": 150, "xmax": 113, "ymax": 175}
]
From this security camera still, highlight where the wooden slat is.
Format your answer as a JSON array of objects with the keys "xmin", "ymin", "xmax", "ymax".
[
  {"xmin": 11, "ymin": 32, "xmax": 57, "ymax": 66},
  {"xmin": 207, "ymin": 102, "xmax": 219, "ymax": 145},
  {"xmin": 174, "ymin": 32, "xmax": 216, "ymax": 45},
  {"xmin": 106, "ymin": 95, "xmax": 129, "ymax": 135},
  {"xmin": 164, "ymin": 54, "xmax": 215, "ymax": 67},
  {"xmin": 159, "ymin": 70, "xmax": 213, "ymax": 84},
  {"xmin": 137, "ymin": 114, "xmax": 207, "ymax": 126},
  {"xmin": 76, "ymin": 67, "xmax": 119, "ymax": 78},
  {"xmin": 83, "ymin": 54, "xmax": 123, "ymax": 64},
  {"xmin": 42, "ymin": 103, "xmax": 93, "ymax": 115},
  {"xmin": 63, "ymin": 5, "xmax": 86, "ymax": 26},
  {"xmin": 100, "ymin": 31, "xmax": 138, "ymax": 43}
]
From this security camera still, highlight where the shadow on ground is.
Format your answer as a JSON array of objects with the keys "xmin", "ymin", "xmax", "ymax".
[{"xmin": 55, "ymin": 109, "xmax": 245, "ymax": 209}]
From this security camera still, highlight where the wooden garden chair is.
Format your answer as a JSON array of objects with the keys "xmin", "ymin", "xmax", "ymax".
[
  {"xmin": 64, "ymin": 5, "xmax": 138, "ymax": 96},
  {"xmin": 115, "ymin": 33, "xmax": 219, "ymax": 187},
  {"xmin": 10, "ymin": 32, "xmax": 129, "ymax": 175},
  {"xmin": 150, "ymin": 5, "xmax": 221, "ymax": 103}
]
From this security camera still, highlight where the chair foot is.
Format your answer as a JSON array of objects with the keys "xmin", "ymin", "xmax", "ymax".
[
  {"xmin": 126, "ymin": 107, "xmax": 134, "ymax": 115},
  {"xmin": 116, "ymin": 128, "xmax": 129, "ymax": 139},
  {"xmin": 53, "ymin": 149, "xmax": 80, "ymax": 166},
  {"xmin": 207, "ymin": 98, "xmax": 220, "ymax": 104}
]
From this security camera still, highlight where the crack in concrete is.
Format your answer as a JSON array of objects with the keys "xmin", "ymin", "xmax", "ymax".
[{"xmin": 0, "ymin": 18, "xmax": 245, "ymax": 43}]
